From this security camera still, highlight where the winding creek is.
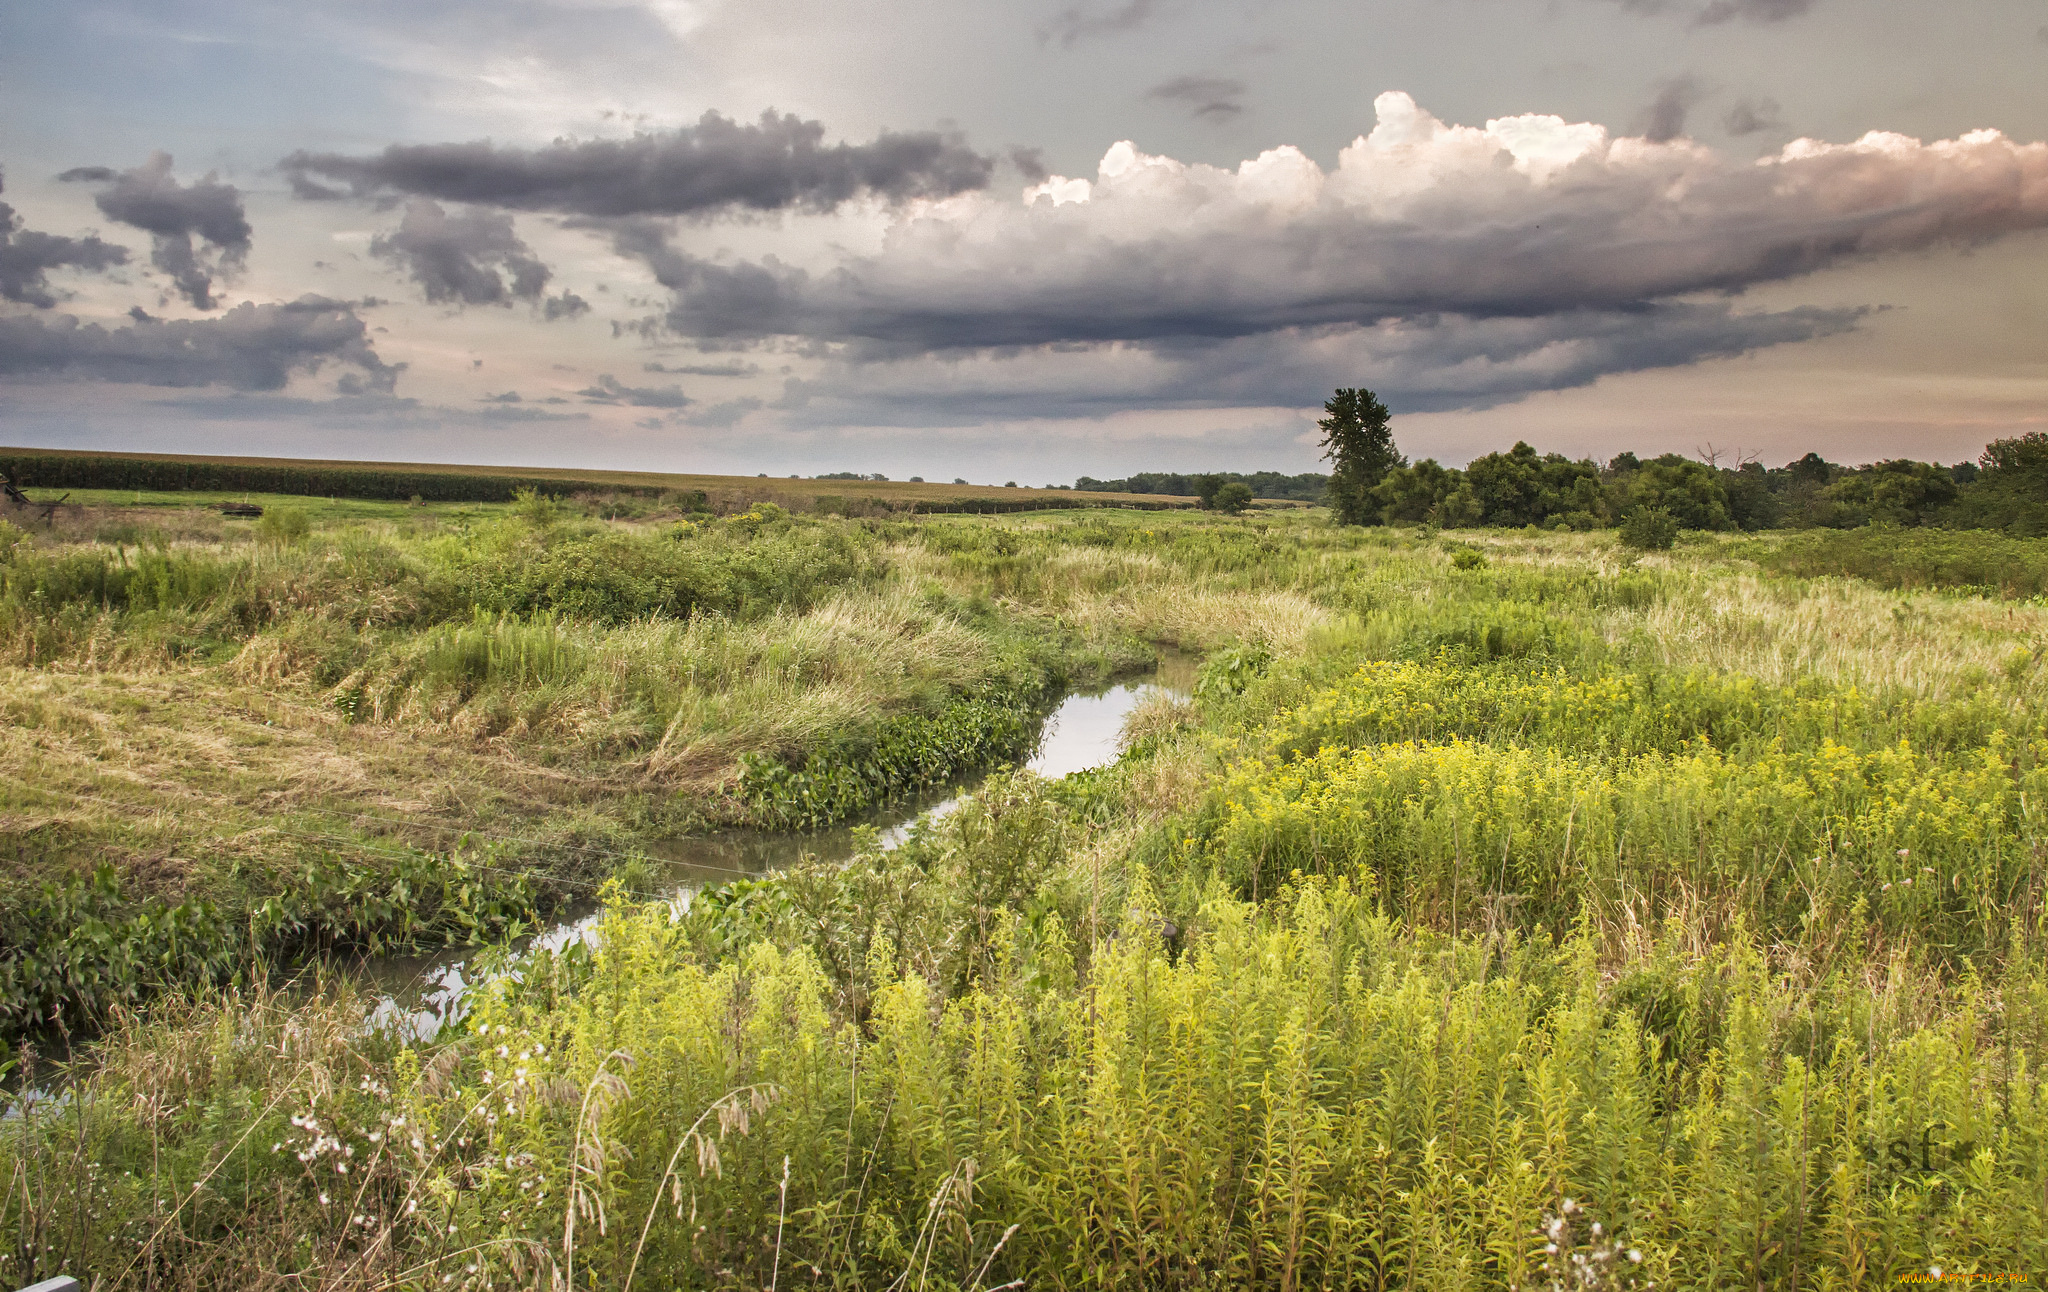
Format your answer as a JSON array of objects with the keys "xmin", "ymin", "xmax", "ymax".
[{"xmin": 365, "ymin": 655, "xmax": 1195, "ymax": 1041}]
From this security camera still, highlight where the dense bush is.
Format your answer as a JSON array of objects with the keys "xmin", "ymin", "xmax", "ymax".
[
  {"xmin": 1619, "ymin": 505, "xmax": 1679, "ymax": 550},
  {"xmin": 1758, "ymin": 525, "xmax": 2048, "ymax": 599}
]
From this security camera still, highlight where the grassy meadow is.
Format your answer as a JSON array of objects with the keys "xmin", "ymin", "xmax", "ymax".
[{"xmin": 1, "ymin": 494, "xmax": 2046, "ymax": 1289}]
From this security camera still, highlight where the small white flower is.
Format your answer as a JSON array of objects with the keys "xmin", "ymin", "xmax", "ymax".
[{"xmin": 1629, "ymin": 1249, "xmax": 1642, "ymax": 1262}]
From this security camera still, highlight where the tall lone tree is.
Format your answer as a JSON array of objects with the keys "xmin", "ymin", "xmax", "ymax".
[{"xmin": 1318, "ymin": 387, "xmax": 1402, "ymax": 525}]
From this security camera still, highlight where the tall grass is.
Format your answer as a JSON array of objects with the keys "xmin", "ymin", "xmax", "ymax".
[{"xmin": 1757, "ymin": 526, "xmax": 2048, "ymax": 599}]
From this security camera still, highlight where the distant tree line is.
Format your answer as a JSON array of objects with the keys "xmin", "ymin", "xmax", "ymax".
[
  {"xmin": 1349, "ymin": 439, "xmax": 2045, "ymax": 535},
  {"xmin": 1297, "ymin": 386, "xmax": 2048, "ymax": 536},
  {"xmin": 1071, "ymin": 470, "xmax": 1331, "ymax": 502}
]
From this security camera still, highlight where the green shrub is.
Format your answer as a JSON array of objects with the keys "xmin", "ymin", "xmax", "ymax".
[
  {"xmin": 737, "ymin": 681, "xmax": 1046, "ymax": 828},
  {"xmin": 1619, "ymin": 506, "xmax": 1680, "ymax": 551},
  {"xmin": 0, "ymin": 851, "xmax": 545, "ymax": 1043},
  {"xmin": 1195, "ymin": 641, "xmax": 1272, "ymax": 700},
  {"xmin": 254, "ymin": 505, "xmax": 310, "ymax": 546}
]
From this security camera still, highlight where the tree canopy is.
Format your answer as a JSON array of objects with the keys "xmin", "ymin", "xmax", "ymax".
[{"xmin": 1318, "ymin": 388, "xmax": 1402, "ymax": 525}]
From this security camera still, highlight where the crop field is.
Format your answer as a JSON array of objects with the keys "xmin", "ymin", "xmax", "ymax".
[
  {"xmin": 0, "ymin": 447, "xmax": 1197, "ymax": 512},
  {"xmin": 1, "ymin": 496, "xmax": 2046, "ymax": 1289}
]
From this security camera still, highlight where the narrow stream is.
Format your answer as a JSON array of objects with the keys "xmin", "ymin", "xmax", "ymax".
[{"xmin": 366, "ymin": 657, "xmax": 1193, "ymax": 1040}]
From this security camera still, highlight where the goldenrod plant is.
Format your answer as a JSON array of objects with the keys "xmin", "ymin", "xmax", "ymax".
[{"xmin": 2, "ymin": 494, "xmax": 2046, "ymax": 1287}]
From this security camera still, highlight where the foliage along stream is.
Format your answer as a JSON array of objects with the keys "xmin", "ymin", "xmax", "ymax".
[{"xmin": 365, "ymin": 656, "xmax": 1195, "ymax": 1040}]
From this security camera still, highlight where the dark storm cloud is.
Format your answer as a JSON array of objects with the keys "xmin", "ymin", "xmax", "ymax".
[
  {"xmin": 771, "ymin": 303, "xmax": 1862, "ymax": 424},
  {"xmin": 1146, "ymin": 76, "xmax": 1249, "ymax": 122},
  {"xmin": 1723, "ymin": 97, "xmax": 1784, "ymax": 137},
  {"xmin": 58, "ymin": 153, "xmax": 251, "ymax": 310},
  {"xmin": 1639, "ymin": 77, "xmax": 1703, "ymax": 143},
  {"xmin": 576, "ymin": 374, "xmax": 691, "ymax": 408},
  {"xmin": 0, "ymin": 168, "xmax": 130, "ymax": 308},
  {"xmin": 281, "ymin": 111, "xmax": 995, "ymax": 219},
  {"xmin": 627, "ymin": 95, "xmax": 2048, "ymax": 354},
  {"xmin": 370, "ymin": 200, "xmax": 550, "ymax": 306},
  {"xmin": 0, "ymin": 296, "xmax": 398, "ymax": 392}
]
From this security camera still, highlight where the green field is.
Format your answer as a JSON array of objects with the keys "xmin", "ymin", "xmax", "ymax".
[{"xmin": 2, "ymin": 496, "xmax": 2046, "ymax": 1289}]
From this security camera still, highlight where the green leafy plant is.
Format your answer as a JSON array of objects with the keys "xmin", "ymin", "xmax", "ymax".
[
  {"xmin": 1619, "ymin": 505, "xmax": 1680, "ymax": 551},
  {"xmin": 1195, "ymin": 641, "xmax": 1272, "ymax": 701},
  {"xmin": 255, "ymin": 505, "xmax": 310, "ymax": 547}
]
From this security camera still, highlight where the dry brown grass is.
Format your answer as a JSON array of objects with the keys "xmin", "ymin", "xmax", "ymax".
[
  {"xmin": 0, "ymin": 665, "xmax": 636, "ymax": 898},
  {"xmin": 1621, "ymin": 567, "xmax": 2048, "ymax": 702}
]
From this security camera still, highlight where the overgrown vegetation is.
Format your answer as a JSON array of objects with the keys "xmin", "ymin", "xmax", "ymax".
[
  {"xmin": 1755, "ymin": 525, "xmax": 2048, "ymax": 600},
  {"xmin": 4, "ymin": 499, "xmax": 2047, "ymax": 1288}
]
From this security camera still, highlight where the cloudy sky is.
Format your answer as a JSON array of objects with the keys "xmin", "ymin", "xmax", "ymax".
[{"xmin": 2, "ymin": 0, "xmax": 2045, "ymax": 482}]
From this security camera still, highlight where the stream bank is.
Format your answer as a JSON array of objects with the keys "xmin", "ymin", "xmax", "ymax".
[{"xmin": 366, "ymin": 653, "xmax": 1194, "ymax": 1039}]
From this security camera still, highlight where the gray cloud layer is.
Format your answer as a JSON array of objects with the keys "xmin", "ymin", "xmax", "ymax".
[
  {"xmin": 576, "ymin": 374, "xmax": 691, "ymax": 408},
  {"xmin": 1723, "ymin": 97, "xmax": 1784, "ymax": 136},
  {"xmin": 1695, "ymin": 0, "xmax": 1815, "ymax": 23},
  {"xmin": 773, "ymin": 302, "xmax": 1861, "ymax": 424},
  {"xmin": 1147, "ymin": 76, "xmax": 1248, "ymax": 122},
  {"xmin": 59, "ymin": 153, "xmax": 251, "ymax": 309},
  {"xmin": 0, "ymin": 296, "xmax": 398, "ymax": 392},
  {"xmin": 282, "ymin": 111, "xmax": 994, "ymax": 219},
  {"xmin": 370, "ymin": 199, "xmax": 550, "ymax": 307},
  {"xmin": 0, "ymin": 168, "xmax": 129, "ymax": 308},
  {"xmin": 1041, "ymin": 0, "xmax": 1159, "ymax": 47},
  {"xmin": 1611, "ymin": 0, "xmax": 1816, "ymax": 23},
  {"xmin": 1638, "ymin": 76, "xmax": 1703, "ymax": 144},
  {"xmin": 627, "ymin": 94, "xmax": 2048, "ymax": 358}
]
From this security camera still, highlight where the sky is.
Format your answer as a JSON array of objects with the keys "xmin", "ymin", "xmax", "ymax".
[{"xmin": 1, "ymin": 0, "xmax": 2045, "ymax": 483}]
